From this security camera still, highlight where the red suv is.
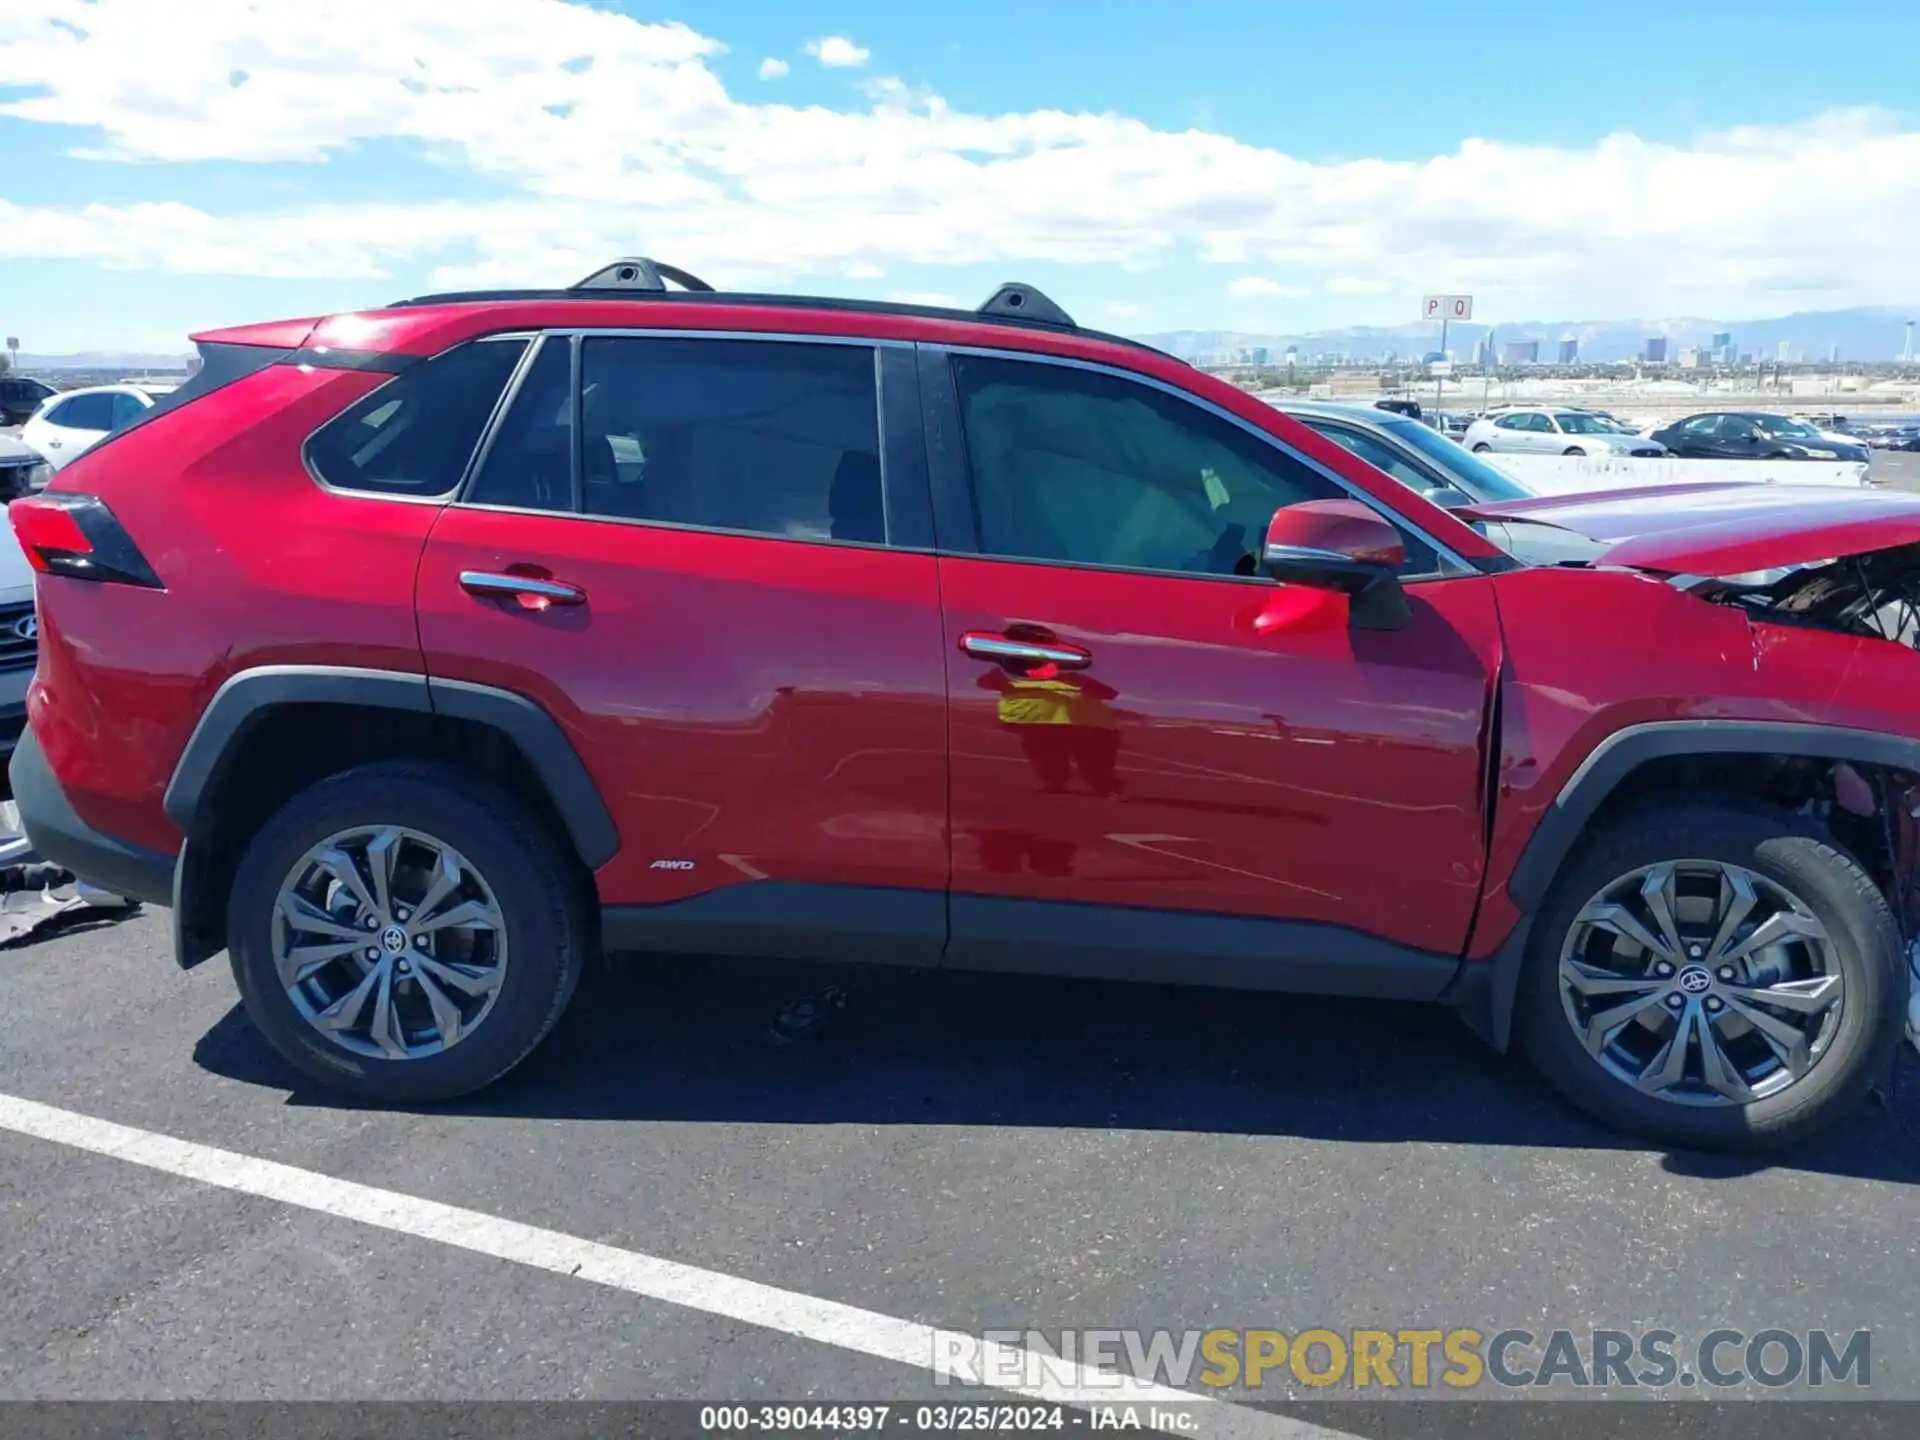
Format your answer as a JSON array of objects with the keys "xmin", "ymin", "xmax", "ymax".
[{"xmin": 12, "ymin": 259, "xmax": 1920, "ymax": 1151}]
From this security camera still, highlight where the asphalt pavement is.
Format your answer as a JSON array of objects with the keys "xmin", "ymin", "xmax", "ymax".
[
  {"xmin": 2, "ymin": 903, "xmax": 1919, "ymax": 1427},
  {"xmin": 2, "ymin": 445, "xmax": 1920, "ymax": 1434}
]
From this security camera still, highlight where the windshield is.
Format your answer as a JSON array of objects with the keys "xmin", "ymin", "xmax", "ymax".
[
  {"xmin": 1758, "ymin": 417, "xmax": 1818, "ymax": 438},
  {"xmin": 1381, "ymin": 418, "xmax": 1532, "ymax": 502}
]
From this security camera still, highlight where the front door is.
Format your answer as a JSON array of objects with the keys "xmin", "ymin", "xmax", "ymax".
[
  {"xmin": 926, "ymin": 349, "xmax": 1503, "ymax": 993},
  {"xmin": 415, "ymin": 332, "xmax": 950, "ymax": 961}
]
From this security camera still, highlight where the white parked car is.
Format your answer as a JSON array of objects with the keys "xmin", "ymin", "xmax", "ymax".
[
  {"xmin": 1463, "ymin": 408, "xmax": 1670, "ymax": 458},
  {"xmin": 20, "ymin": 383, "xmax": 168, "ymax": 472}
]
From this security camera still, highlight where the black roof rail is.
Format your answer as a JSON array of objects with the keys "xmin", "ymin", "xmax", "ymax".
[
  {"xmin": 569, "ymin": 257, "xmax": 716, "ymax": 293},
  {"xmin": 977, "ymin": 282, "xmax": 1075, "ymax": 328},
  {"xmin": 383, "ymin": 262, "xmax": 1164, "ymax": 355}
]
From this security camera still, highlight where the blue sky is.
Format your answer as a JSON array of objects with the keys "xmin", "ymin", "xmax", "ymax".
[{"xmin": 2, "ymin": 0, "xmax": 1918, "ymax": 353}]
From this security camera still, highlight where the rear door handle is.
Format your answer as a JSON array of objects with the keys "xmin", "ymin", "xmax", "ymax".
[
  {"xmin": 459, "ymin": 570, "xmax": 587, "ymax": 608},
  {"xmin": 959, "ymin": 631, "xmax": 1092, "ymax": 670}
]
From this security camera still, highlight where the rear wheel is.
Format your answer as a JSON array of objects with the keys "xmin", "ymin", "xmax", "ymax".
[
  {"xmin": 1471, "ymin": 442, "xmax": 1493, "ymax": 453},
  {"xmin": 1516, "ymin": 798, "xmax": 1902, "ymax": 1151},
  {"xmin": 1562, "ymin": 446, "xmax": 1586, "ymax": 456},
  {"xmin": 228, "ymin": 760, "xmax": 589, "ymax": 1103}
]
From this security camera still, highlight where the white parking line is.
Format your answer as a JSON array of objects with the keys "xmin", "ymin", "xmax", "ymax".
[{"xmin": 0, "ymin": 1091, "xmax": 1357, "ymax": 1439}]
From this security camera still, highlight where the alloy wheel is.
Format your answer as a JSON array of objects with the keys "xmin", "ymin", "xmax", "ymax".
[
  {"xmin": 1558, "ymin": 860, "xmax": 1845, "ymax": 1107},
  {"xmin": 271, "ymin": 825, "xmax": 509, "ymax": 1061}
]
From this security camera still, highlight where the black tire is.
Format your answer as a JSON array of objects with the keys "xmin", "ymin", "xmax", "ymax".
[
  {"xmin": 1471, "ymin": 442, "xmax": 1493, "ymax": 453},
  {"xmin": 1562, "ymin": 446, "xmax": 1586, "ymax": 457},
  {"xmin": 228, "ymin": 760, "xmax": 589, "ymax": 1103},
  {"xmin": 1515, "ymin": 797, "xmax": 1903, "ymax": 1152}
]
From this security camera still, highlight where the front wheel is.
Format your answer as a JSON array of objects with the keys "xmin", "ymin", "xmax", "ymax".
[
  {"xmin": 1562, "ymin": 446, "xmax": 1586, "ymax": 457},
  {"xmin": 1516, "ymin": 798, "xmax": 1903, "ymax": 1151},
  {"xmin": 228, "ymin": 760, "xmax": 589, "ymax": 1103},
  {"xmin": 1471, "ymin": 442, "xmax": 1493, "ymax": 453}
]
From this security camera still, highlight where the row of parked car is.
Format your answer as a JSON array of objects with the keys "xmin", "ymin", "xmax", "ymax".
[
  {"xmin": 0, "ymin": 375, "xmax": 173, "ymax": 492},
  {"xmin": 1393, "ymin": 401, "xmax": 1880, "ymax": 464}
]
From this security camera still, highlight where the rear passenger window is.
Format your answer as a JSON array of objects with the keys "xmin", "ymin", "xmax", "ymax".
[
  {"xmin": 578, "ymin": 337, "xmax": 884, "ymax": 544},
  {"xmin": 305, "ymin": 337, "xmax": 528, "ymax": 497}
]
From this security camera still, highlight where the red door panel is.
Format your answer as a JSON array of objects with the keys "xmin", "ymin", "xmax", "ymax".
[
  {"xmin": 417, "ymin": 507, "xmax": 949, "ymax": 905},
  {"xmin": 941, "ymin": 559, "xmax": 1503, "ymax": 955}
]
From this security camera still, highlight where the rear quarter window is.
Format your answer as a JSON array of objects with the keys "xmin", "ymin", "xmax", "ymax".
[{"xmin": 304, "ymin": 337, "xmax": 529, "ymax": 497}]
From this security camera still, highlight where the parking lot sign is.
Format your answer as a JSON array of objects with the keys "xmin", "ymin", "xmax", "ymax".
[
  {"xmin": 1423, "ymin": 297, "xmax": 1472, "ymax": 408},
  {"xmin": 1422, "ymin": 296, "xmax": 1473, "ymax": 322}
]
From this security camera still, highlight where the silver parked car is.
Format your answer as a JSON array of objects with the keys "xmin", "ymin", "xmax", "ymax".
[
  {"xmin": 1462, "ymin": 408, "xmax": 1669, "ymax": 457},
  {"xmin": 1271, "ymin": 400, "xmax": 1535, "ymax": 507}
]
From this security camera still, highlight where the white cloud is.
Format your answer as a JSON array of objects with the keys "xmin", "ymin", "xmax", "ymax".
[
  {"xmin": 804, "ymin": 36, "xmax": 870, "ymax": 69},
  {"xmin": 1105, "ymin": 302, "xmax": 1141, "ymax": 317},
  {"xmin": 0, "ymin": 2, "xmax": 1916, "ymax": 321},
  {"xmin": 758, "ymin": 58, "xmax": 788, "ymax": 80},
  {"xmin": 1228, "ymin": 277, "xmax": 1307, "ymax": 300},
  {"xmin": 842, "ymin": 262, "xmax": 885, "ymax": 280}
]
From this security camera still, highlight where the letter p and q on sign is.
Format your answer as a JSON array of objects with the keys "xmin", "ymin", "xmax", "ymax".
[{"xmin": 1422, "ymin": 295, "xmax": 1473, "ymax": 322}]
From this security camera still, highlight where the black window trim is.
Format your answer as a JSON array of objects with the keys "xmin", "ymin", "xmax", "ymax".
[
  {"xmin": 300, "ymin": 332, "xmax": 537, "ymax": 506},
  {"xmin": 445, "ymin": 326, "xmax": 928, "ymax": 552},
  {"xmin": 454, "ymin": 332, "xmax": 554, "ymax": 506},
  {"xmin": 918, "ymin": 341, "xmax": 1478, "ymax": 585}
]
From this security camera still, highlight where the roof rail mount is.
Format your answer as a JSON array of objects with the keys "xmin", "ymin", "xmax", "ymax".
[
  {"xmin": 571, "ymin": 258, "xmax": 716, "ymax": 294},
  {"xmin": 978, "ymin": 283, "xmax": 1075, "ymax": 329}
]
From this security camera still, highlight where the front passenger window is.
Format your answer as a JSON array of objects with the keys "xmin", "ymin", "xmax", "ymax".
[{"xmin": 951, "ymin": 355, "xmax": 1439, "ymax": 579}]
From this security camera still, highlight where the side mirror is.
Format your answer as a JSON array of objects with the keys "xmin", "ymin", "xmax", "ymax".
[
  {"xmin": 1422, "ymin": 485, "xmax": 1475, "ymax": 509},
  {"xmin": 1261, "ymin": 499, "xmax": 1412, "ymax": 631}
]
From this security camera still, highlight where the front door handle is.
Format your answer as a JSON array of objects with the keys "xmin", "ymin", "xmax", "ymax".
[
  {"xmin": 959, "ymin": 631, "xmax": 1092, "ymax": 670},
  {"xmin": 459, "ymin": 570, "xmax": 587, "ymax": 609}
]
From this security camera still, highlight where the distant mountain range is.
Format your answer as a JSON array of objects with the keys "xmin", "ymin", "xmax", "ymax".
[
  {"xmin": 1134, "ymin": 306, "xmax": 1920, "ymax": 365},
  {"xmin": 9, "ymin": 350, "xmax": 193, "ymax": 374}
]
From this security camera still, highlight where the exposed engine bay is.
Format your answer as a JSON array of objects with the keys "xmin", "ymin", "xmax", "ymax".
[
  {"xmin": 1700, "ymin": 541, "xmax": 1920, "ymax": 649},
  {"xmin": 1683, "ymin": 544, "xmax": 1920, "ymax": 1057}
]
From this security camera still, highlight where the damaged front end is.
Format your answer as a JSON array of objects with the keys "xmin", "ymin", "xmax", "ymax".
[{"xmin": 1689, "ymin": 542, "xmax": 1920, "ymax": 1057}]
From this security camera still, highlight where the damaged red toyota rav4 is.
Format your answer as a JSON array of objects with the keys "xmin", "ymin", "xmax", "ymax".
[{"xmin": 14, "ymin": 259, "xmax": 1920, "ymax": 1150}]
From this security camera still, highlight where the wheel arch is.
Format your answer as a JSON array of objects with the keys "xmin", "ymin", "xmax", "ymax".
[
  {"xmin": 1463, "ymin": 720, "xmax": 1920, "ymax": 1050},
  {"xmin": 166, "ymin": 665, "xmax": 617, "ymax": 969}
]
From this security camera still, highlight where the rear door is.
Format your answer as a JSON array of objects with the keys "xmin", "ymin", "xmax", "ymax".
[
  {"xmin": 1668, "ymin": 414, "xmax": 1726, "ymax": 457},
  {"xmin": 922, "ymin": 346, "xmax": 1503, "ymax": 991},
  {"xmin": 1489, "ymin": 413, "xmax": 1534, "ymax": 452},
  {"xmin": 415, "ymin": 331, "xmax": 950, "ymax": 958}
]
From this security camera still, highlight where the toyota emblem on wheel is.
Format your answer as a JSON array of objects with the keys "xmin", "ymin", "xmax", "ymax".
[{"xmin": 1678, "ymin": 966, "xmax": 1713, "ymax": 994}]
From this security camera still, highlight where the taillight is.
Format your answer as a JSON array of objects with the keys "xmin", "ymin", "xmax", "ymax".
[{"xmin": 8, "ymin": 493, "xmax": 163, "ymax": 588}]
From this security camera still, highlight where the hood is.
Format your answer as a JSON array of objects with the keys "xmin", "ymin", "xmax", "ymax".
[
  {"xmin": 0, "ymin": 435, "xmax": 39, "ymax": 463},
  {"xmin": 1462, "ymin": 482, "xmax": 1920, "ymax": 578}
]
